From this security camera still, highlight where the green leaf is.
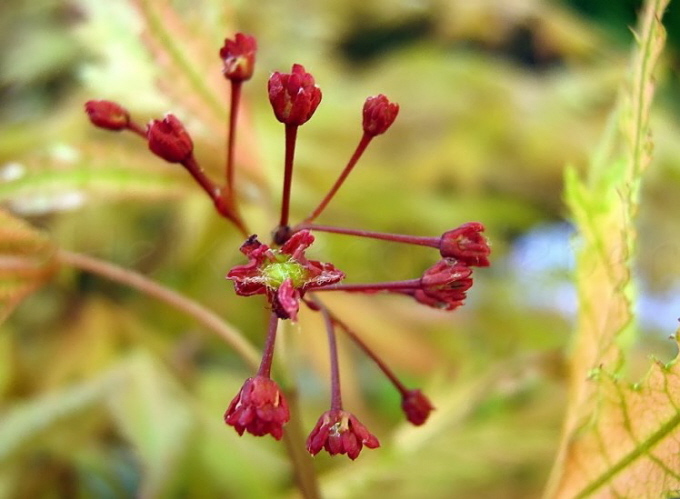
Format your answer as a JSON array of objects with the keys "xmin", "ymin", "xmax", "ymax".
[{"xmin": 0, "ymin": 209, "xmax": 57, "ymax": 322}]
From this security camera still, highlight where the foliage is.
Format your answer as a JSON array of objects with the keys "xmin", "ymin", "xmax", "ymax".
[{"xmin": 2, "ymin": 0, "xmax": 680, "ymax": 497}]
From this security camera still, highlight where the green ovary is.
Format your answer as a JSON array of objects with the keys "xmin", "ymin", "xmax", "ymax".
[{"xmin": 262, "ymin": 260, "xmax": 308, "ymax": 288}]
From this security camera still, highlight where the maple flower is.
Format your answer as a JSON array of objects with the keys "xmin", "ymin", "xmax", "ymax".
[
  {"xmin": 401, "ymin": 389, "xmax": 435, "ymax": 426},
  {"xmin": 411, "ymin": 259, "xmax": 474, "ymax": 311},
  {"xmin": 219, "ymin": 32, "xmax": 257, "ymax": 82},
  {"xmin": 268, "ymin": 64, "xmax": 322, "ymax": 126},
  {"xmin": 224, "ymin": 375, "xmax": 290, "ymax": 440},
  {"xmin": 226, "ymin": 230, "xmax": 344, "ymax": 320},
  {"xmin": 147, "ymin": 114, "xmax": 194, "ymax": 163},
  {"xmin": 362, "ymin": 94, "xmax": 399, "ymax": 137},
  {"xmin": 84, "ymin": 100, "xmax": 130, "ymax": 131},
  {"xmin": 85, "ymin": 30, "xmax": 491, "ymax": 460},
  {"xmin": 306, "ymin": 409, "xmax": 380, "ymax": 460},
  {"xmin": 439, "ymin": 222, "xmax": 491, "ymax": 267}
]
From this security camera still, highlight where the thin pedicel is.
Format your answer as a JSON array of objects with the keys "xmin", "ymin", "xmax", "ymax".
[{"xmin": 85, "ymin": 32, "xmax": 490, "ymax": 460}]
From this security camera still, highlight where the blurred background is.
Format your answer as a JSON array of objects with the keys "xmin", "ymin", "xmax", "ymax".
[{"xmin": 2, "ymin": 0, "xmax": 680, "ymax": 497}]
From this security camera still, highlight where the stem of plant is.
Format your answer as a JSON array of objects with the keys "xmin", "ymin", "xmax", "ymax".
[
  {"xmin": 257, "ymin": 313, "xmax": 279, "ymax": 378},
  {"xmin": 180, "ymin": 156, "xmax": 248, "ymax": 236},
  {"xmin": 330, "ymin": 311, "xmax": 409, "ymax": 395},
  {"xmin": 127, "ymin": 121, "xmax": 148, "ymax": 138},
  {"xmin": 226, "ymin": 81, "xmax": 242, "ymax": 198},
  {"xmin": 315, "ymin": 278, "xmax": 422, "ymax": 293},
  {"xmin": 294, "ymin": 223, "xmax": 440, "ymax": 249},
  {"xmin": 316, "ymin": 297, "xmax": 343, "ymax": 411},
  {"xmin": 302, "ymin": 132, "xmax": 373, "ymax": 224},
  {"xmin": 278, "ymin": 124, "xmax": 299, "ymax": 231},
  {"xmin": 182, "ymin": 155, "xmax": 220, "ymax": 200},
  {"xmin": 280, "ymin": 387, "xmax": 322, "ymax": 499},
  {"xmin": 56, "ymin": 249, "xmax": 261, "ymax": 370}
]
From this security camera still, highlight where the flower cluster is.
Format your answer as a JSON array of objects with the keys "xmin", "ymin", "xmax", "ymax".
[
  {"xmin": 85, "ymin": 32, "xmax": 490, "ymax": 460},
  {"xmin": 226, "ymin": 230, "xmax": 344, "ymax": 321}
]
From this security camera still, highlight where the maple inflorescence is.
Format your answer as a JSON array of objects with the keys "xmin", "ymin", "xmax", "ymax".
[{"xmin": 85, "ymin": 32, "xmax": 490, "ymax": 460}]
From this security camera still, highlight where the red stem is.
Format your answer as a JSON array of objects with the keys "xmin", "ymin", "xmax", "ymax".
[
  {"xmin": 181, "ymin": 156, "xmax": 248, "ymax": 236},
  {"xmin": 329, "ymin": 310, "xmax": 409, "ymax": 395},
  {"xmin": 126, "ymin": 121, "xmax": 147, "ymax": 138},
  {"xmin": 309, "ymin": 296, "xmax": 343, "ymax": 411},
  {"xmin": 302, "ymin": 133, "xmax": 373, "ymax": 224},
  {"xmin": 181, "ymin": 155, "xmax": 219, "ymax": 200},
  {"xmin": 279, "ymin": 124, "xmax": 299, "ymax": 230},
  {"xmin": 324, "ymin": 306, "xmax": 343, "ymax": 411},
  {"xmin": 226, "ymin": 81, "xmax": 242, "ymax": 198},
  {"xmin": 304, "ymin": 295, "xmax": 409, "ymax": 398},
  {"xmin": 314, "ymin": 278, "xmax": 422, "ymax": 293},
  {"xmin": 294, "ymin": 223, "xmax": 439, "ymax": 249},
  {"xmin": 257, "ymin": 312, "xmax": 280, "ymax": 378}
]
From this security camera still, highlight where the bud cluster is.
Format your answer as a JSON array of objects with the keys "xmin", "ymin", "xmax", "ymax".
[{"xmin": 85, "ymin": 31, "xmax": 489, "ymax": 461}]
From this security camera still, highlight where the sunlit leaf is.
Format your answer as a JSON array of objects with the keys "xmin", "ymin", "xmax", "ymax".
[{"xmin": 0, "ymin": 141, "xmax": 188, "ymax": 215}]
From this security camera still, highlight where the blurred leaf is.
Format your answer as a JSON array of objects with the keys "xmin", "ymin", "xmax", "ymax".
[
  {"xmin": 0, "ymin": 365, "xmax": 123, "ymax": 464},
  {"xmin": 550, "ymin": 351, "xmax": 680, "ymax": 498},
  {"xmin": 0, "ymin": 140, "xmax": 188, "ymax": 216},
  {"xmin": 0, "ymin": 208, "xmax": 57, "ymax": 322},
  {"xmin": 130, "ymin": 0, "xmax": 227, "ymax": 129},
  {"xmin": 547, "ymin": 0, "xmax": 677, "ymax": 496},
  {"xmin": 107, "ymin": 351, "xmax": 194, "ymax": 498}
]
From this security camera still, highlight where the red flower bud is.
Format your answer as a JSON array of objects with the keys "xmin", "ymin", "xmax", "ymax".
[
  {"xmin": 415, "ymin": 259, "xmax": 474, "ymax": 311},
  {"xmin": 268, "ymin": 64, "xmax": 322, "ymax": 126},
  {"xmin": 306, "ymin": 410, "xmax": 380, "ymax": 460},
  {"xmin": 224, "ymin": 376, "xmax": 290, "ymax": 440},
  {"xmin": 440, "ymin": 222, "xmax": 491, "ymax": 267},
  {"xmin": 147, "ymin": 114, "xmax": 194, "ymax": 163},
  {"xmin": 362, "ymin": 94, "xmax": 399, "ymax": 137},
  {"xmin": 219, "ymin": 33, "xmax": 257, "ymax": 82},
  {"xmin": 84, "ymin": 100, "xmax": 130, "ymax": 131},
  {"xmin": 401, "ymin": 389, "xmax": 435, "ymax": 426}
]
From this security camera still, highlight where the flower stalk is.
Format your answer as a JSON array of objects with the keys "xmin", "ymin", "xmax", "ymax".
[
  {"xmin": 258, "ymin": 312, "xmax": 280, "ymax": 377},
  {"xmin": 302, "ymin": 94, "xmax": 399, "ymax": 224},
  {"xmin": 278, "ymin": 124, "xmax": 299, "ymax": 233},
  {"xmin": 323, "ymin": 307, "xmax": 434, "ymax": 425},
  {"xmin": 220, "ymin": 32, "xmax": 256, "ymax": 200},
  {"xmin": 226, "ymin": 80, "xmax": 242, "ymax": 197}
]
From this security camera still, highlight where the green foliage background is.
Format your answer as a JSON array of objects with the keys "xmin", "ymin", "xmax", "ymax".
[{"xmin": 2, "ymin": 0, "xmax": 680, "ymax": 497}]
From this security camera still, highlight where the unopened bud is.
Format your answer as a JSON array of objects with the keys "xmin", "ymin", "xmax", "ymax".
[
  {"xmin": 147, "ymin": 114, "xmax": 194, "ymax": 163},
  {"xmin": 84, "ymin": 100, "xmax": 130, "ymax": 131},
  {"xmin": 220, "ymin": 33, "xmax": 257, "ymax": 82},
  {"xmin": 440, "ymin": 222, "xmax": 490, "ymax": 267},
  {"xmin": 362, "ymin": 94, "xmax": 399, "ymax": 137},
  {"xmin": 268, "ymin": 64, "xmax": 322, "ymax": 126}
]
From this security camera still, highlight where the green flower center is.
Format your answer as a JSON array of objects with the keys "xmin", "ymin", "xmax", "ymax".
[{"xmin": 261, "ymin": 255, "xmax": 308, "ymax": 288}]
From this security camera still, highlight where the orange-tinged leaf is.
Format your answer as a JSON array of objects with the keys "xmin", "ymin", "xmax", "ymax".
[
  {"xmin": 552, "ymin": 341, "xmax": 680, "ymax": 498},
  {"xmin": 547, "ymin": 0, "xmax": 673, "ymax": 496},
  {"xmin": 0, "ymin": 209, "xmax": 58, "ymax": 322}
]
